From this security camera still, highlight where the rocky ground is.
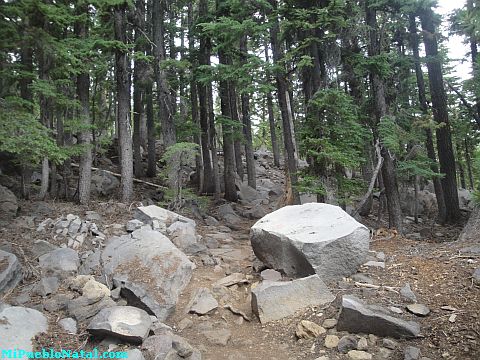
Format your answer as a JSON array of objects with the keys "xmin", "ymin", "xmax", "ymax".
[{"xmin": 0, "ymin": 152, "xmax": 479, "ymax": 360}]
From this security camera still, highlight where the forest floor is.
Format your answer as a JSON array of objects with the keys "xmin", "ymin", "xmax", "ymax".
[{"xmin": 1, "ymin": 160, "xmax": 479, "ymax": 360}]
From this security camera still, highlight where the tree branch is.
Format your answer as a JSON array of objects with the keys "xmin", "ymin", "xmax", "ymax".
[{"xmin": 445, "ymin": 80, "xmax": 480, "ymax": 128}]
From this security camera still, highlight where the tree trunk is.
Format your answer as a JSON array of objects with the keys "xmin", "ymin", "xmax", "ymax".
[
  {"xmin": 240, "ymin": 35, "xmax": 256, "ymax": 189},
  {"xmin": 114, "ymin": 3, "xmax": 133, "ymax": 202},
  {"xmin": 267, "ymin": 0, "xmax": 300, "ymax": 204},
  {"xmin": 366, "ymin": 0, "xmax": 403, "ymax": 233},
  {"xmin": 153, "ymin": 0, "xmax": 176, "ymax": 148},
  {"xmin": 133, "ymin": 0, "xmax": 147, "ymax": 178},
  {"xmin": 408, "ymin": 13, "xmax": 446, "ymax": 222},
  {"xmin": 75, "ymin": 3, "xmax": 92, "ymax": 204},
  {"xmin": 420, "ymin": 6, "xmax": 461, "ymax": 223},
  {"xmin": 467, "ymin": 0, "xmax": 480, "ymax": 120},
  {"xmin": 465, "ymin": 138, "xmax": 475, "ymax": 189}
]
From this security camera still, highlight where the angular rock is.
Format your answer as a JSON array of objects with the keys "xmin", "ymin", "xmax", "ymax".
[
  {"xmin": 135, "ymin": 205, "xmax": 195, "ymax": 229},
  {"xmin": 338, "ymin": 335, "xmax": 358, "ymax": 353},
  {"xmin": 251, "ymin": 275, "xmax": 335, "ymax": 323},
  {"xmin": 38, "ymin": 248, "xmax": 79, "ymax": 279},
  {"xmin": 214, "ymin": 273, "xmax": 248, "ymax": 287},
  {"xmin": 91, "ymin": 170, "xmax": 120, "ymax": 197},
  {"xmin": 58, "ymin": 318, "xmax": 77, "ymax": 334},
  {"xmin": 250, "ymin": 203, "xmax": 370, "ymax": 280},
  {"xmin": 67, "ymin": 295, "xmax": 116, "ymax": 321},
  {"xmin": 382, "ymin": 338, "xmax": 398, "ymax": 350},
  {"xmin": 0, "ymin": 250, "xmax": 23, "ymax": 294},
  {"xmin": 473, "ymin": 268, "xmax": 480, "ymax": 285},
  {"xmin": 82, "ymin": 278, "xmax": 110, "ymax": 299},
  {"xmin": 167, "ymin": 221, "xmax": 199, "ymax": 252},
  {"xmin": 33, "ymin": 276, "xmax": 59, "ymax": 297},
  {"xmin": 357, "ymin": 337, "xmax": 368, "ymax": 351},
  {"xmin": 217, "ymin": 204, "xmax": 242, "ymax": 226},
  {"xmin": 260, "ymin": 269, "xmax": 282, "ymax": 282},
  {"xmin": 400, "ymin": 283, "xmax": 417, "ymax": 303},
  {"xmin": 102, "ymin": 229, "xmax": 195, "ymax": 321},
  {"xmin": 202, "ymin": 328, "xmax": 231, "ymax": 346},
  {"xmin": 406, "ymin": 304, "xmax": 430, "ymax": 317},
  {"xmin": 0, "ymin": 185, "xmax": 18, "ymax": 221},
  {"xmin": 0, "ymin": 306, "xmax": 48, "ymax": 358},
  {"xmin": 322, "ymin": 318, "xmax": 337, "ymax": 329},
  {"xmin": 296, "ymin": 320, "xmax": 325, "ymax": 339},
  {"xmin": 188, "ymin": 288, "xmax": 218, "ymax": 315},
  {"xmin": 126, "ymin": 349, "xmax": 145, "ymax": 360},
  {"xmin": 87, "ymin": 306, "xmax": 152, "ymax": 344},
  {"xmin": 337, "ymin": 295, "xmax": 420, "ymax": 338},
  {"xmin": 31, "ymin": 240, "xmax": 59, "ymax": 258},
  {"xmin": 404, "ymin": 346, "xmax": 421, "ymax": 360},
  {"xmin": 324, "ymin": 334, "xmax": 340, "ymax": 349},
  {"xmin": 126, "ymin": 219, "xmax": 144, "ymax": 232}
]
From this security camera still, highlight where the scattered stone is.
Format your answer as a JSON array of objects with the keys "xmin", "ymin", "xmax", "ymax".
[
  {"xmin": 85, "ymin": 211, "xmax": 102, "ymax": 222},
  {"xmin": 322, "ymin": 318, "xmax": 337, "ymax": 329},
  {"xmin": 135, "ymin": 205, "xmax": 195, "ymax": 229},
  {"xmin": 102, "ymin": 228, "xmax": 195, "ymax": 321},
  {"xmin": 389, "ymin": 306, "xmax": 403, "ymax": 315},
  {"xmin": 204, "ymin": 216, "xmax": 219, "ymax": 226},
  {"xmin": 38, "ymin": 248, "xmax": 79, "ymax": 279},
  {"xmin": 202, "ymin": 328, "xmax": 232, "ymax": 346},
  {"xmin": 382, "ymin": 338, "xmax": 398, "ymax": 350},
  {"xmin": 357, "ymin": 337, "xmax": 368, "ymax": 351},
  {"xmin": 43, "ymin": 294, "xmax": 73, "ymax": 312},
  {"xmin": 337, "ymin": 295, "xmax": 420, "ymax": 338},
  {"xmin": 67, "ymin": 295, "xmax": 116, "ymax": 321},
  {"xmin": 58, "ymin": 318, "xmax": 77, "ymax": 334},
  {"xmin": 404, "ymin": 346, "xmax": 421, "ymax": 360},
  {"xmin": 188, "ymin": 288, "xmax": 218, "ymax": 315},
  {"xmin": 87, "ymin": 306, "xmax": 152, "ymax": 344},
  {"xmin": 377, "ymin": 348, "xmax": 393, "ymax": 360},
  {"xmin": 0, "ymin": 306, "xmax": 48, "ymax": 357},
  {"xmin": 31, "ymin": 240, "xmax": 59, "ymax": 258},
  {"xmin": 260, "ymin": 269, "xmax": 282, "ymax": 282},
  {"xmin": 0, "ymin": 185, "xmax": 18, "ymax": 220},
  {"xmin": 347, "ymin": 350, "xmax": 372, "ymax": 360},
  {"xmin": 82, "ymin": 278, "xmax": 110, "ymax": 299},
  {"xmin": 324, "ymin": 335, "xmax": 340, "ymax": 349},
  {"xmin": 224, "ymin": 304, "xmax": 251, "ymax": 321},
  {"xmin": 296, "ymin": 320, "xmax": 326, "ymax": 339},
  {"xmin": 250, "ymin": 203, "xmax": 370, "ymax": 280},
  {"xmin": 338, "ymin": 335, "xmax": 358, "ymax": 353},
  {"xmin": 142, "ymin": 335, "xmax": 174, "ymax": 360},
  {"xmin": 91, "ymin": 170, "xmax": 120, "ymax": 196},
  {"xmin": 126, "ymin": 219, "xmax": 144, "ymax": 232},
  {"xmin": 251, "ymin": 275, "xmax": 335, "ymax": 323},
  {"xmin": 33, "ymin": 276, "xmax": 59, "ymax": 297},
  {"xmin": 363, "ymin": 261, "xmax": 385, "ymax": 269},
  {"xmin": 177, "ymin": 318, "xmax": 193, "ymax": 331},
  {"xmin": 448, "ymin": 314, "xmax": 457, "ymax": 323},
  {"xmin": 351, "ymin": 273, "xmax": 374, "ymax": 285},
  {"xmin": 473, "ymin": 268, "xmax": 480, "ymax": 285},
  {"xmin": 217, "ymin": 204, "xmax": 242, "ymax": 226},
  {"xmin": 400, "ymin": 283, "xmax": 417, "ymax": 303},
  {"xmin": 406, "ymin": 304, "xmax": 430, "ymax": 317},
  {"xmin": 126, "ymin": 349, "xmax": 145, "ymax": 360},
  {"xmin": 214, "ymin": 273, "xmax": 248, "ymax": 287},
  {"xmin": 0, "ymin": 250, "xmax": 23, "ymax": 294}
]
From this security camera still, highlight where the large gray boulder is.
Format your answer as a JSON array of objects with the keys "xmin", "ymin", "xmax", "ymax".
[
  {"xmin": 0, "ymin": 185, "xmax": 17, "ymax": 222},
  {"xmin": 38, "ymin": 248, "xmax": 80, "ymax": 279},
  {"xmin": 250, "ymin": 203, "xmax": 370, "ymax": 280},
  {"xmin": 91, "ymin": 170, "xmax": 120, "ymax": 197},
  {"xmin": 251, "ymin": 275, "xmax": 335, "ymax": 323},
  {"xmin": 0, "ymin": 250, "xmax": 23, "ymax": 294},
  {"xmin": 0, "ymin": 306, "xmax": 48, "ymax": 359},
  {"xmin": 102, "ymin": 228, "xmax": 195, "ymax": 321},
  {"xmin": 337, "ymin": 295, "xmax": 420, "ymax": 338},
  {"xmin": 87, "ymin": 306, "xmax": 152, "ymax": 344},
  {"xmin": 135, "ymin": 205, "xmax": 195, "ymax": 229}
]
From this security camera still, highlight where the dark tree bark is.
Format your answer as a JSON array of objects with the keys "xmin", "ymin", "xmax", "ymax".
[
  {"xmin": 467, "ymin": 0, "xmax": 480, "ymax": 120},
  {"xmin": 240, "ymin": 35, "xmax": 256, "ymax": 189},
  {"xmin": 408, "ymin": 13, "xmax": 446, "ymax": 223},
  {"xmin": 366, "ymin": 0, "xmax": 403, "ymax": 233},
  {"xmin": 420, "ymin": 5, "xmax": 461, "ymax": 223},
  {"xmin": 465, "ymin": 138, "xmax": 475, "ymax": 189},
  {"xmin": 75, "ymin": 3, "xmax": 92, "ymax": 204},
  {"xmin": 153, "ymin": 0, "xmax": 176, "ymax": 147},
  {"xmin": 145, "ymin": 83, "xmax": 156, "ymax": 177},
  {"xmin": 114, "ymin": 2, "xmax": 133, "ymax": 202},
  {"xmin": 263, "ymin": 42, "xmax": 281, "ymax": 167},
  {"xmin": 196, "ymin": 0, "xmax": 215, "ymax": 193},
  {"xmin": 267, "ymin": 0, "xmax": 300, "ymax": 205},
  {"xmin": 133, "ymin": 0, "xmax": 147, "ymax": 178}
]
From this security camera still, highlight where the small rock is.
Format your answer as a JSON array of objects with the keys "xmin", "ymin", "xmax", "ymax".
[
  {"xmin": 357, "ymin": 337, "xmax": 368, "ymax": 351},
  {"xmin": 38, "ymin": 248, "xmax": 79, "ymax": 279},
  {"xmin": 377, "ymin": 347, "xmax": 393, "ymax": 359},
  {"xmin": 322, "ymin": 318, "xmax": 337, "ymax": 329},
  {"xmin": 202, "ymin": 328, "xmax": 231, "ymax": 346},
  {"xmin": 0, "ymin": 250, "xmax": 23, "ymax": 294},
  {"xmin": 188, "ymin": 288, "xmax": 218, "ymax": 315},
  {"xmin": 214, "ymin": 273, "xmax": 248, "ymax": 287},
  {"xmin": 33, "ymin": 277, "xmax": 59, "ymax": 297},
  {"xmin": 347, "ymin": 350, "xmax": 372, "ymax": 360},
  {"xmin": 296, "ymin": 320, "xmax": 326, "ymax": 339},
  {"xmin": 448, "ymin": 314, "xmax": 457, "ymax": 323},
  {"xmin": 382, "ymin": 338, "xmax": 398, "ymax": 350},
  {"xmin": 126, "ymin": 219, "xmax": 144, "ymax": 232},
  {"xmin": 404, "ymin": 346, "xmax": 421, "ymax": 360},
  {"xmin": 260, "ymin": 269, "xmax": 282, "ymax": 282},
  {"xmin": 400, "ymin": 283, "xmax": 417, "ymax": 303},
  {"xmin": 177, "ymin": 318, "xmax": 193, "ymax": 331},
  {"xmin": 31, "ymin": 240, "xmax": 59, "ymax": 258},
  {"xmin": 82, "ymin": 278, "xmax": 110, "ymax": 300},
  {"xmin": 126, "ymin": 349, "xmax": 145, "ymax": 360},
  {"xmin": 389, "ymin": 306, "xmax": 403, "ymax": 314},
  {"xmin": 473, "ymin": 268, "xmax": 480, "ymax": 285},
  {"xmin": 406, "ymin": 304, "xmax": 430, "ymax": 317},
  {"xmin": 58, "ymin": 318, "xmax": 77, "ymax": 334},
  {"xmin": 351, "ymin": 273, "xmax": 374, "ymax": 284},
  {"xmin": 338, "ymin": 335, "xmax": 358, "ymax": 353},
  {"xmin": 87, "ymin": 306, "xmax": 152, "ymax": 344},
  {"xmin": 363, "ymin": 261, "xmax": 385, "ymax": 269},
  {"xmin": 324, "ymin": 334, "xmax": 339, "ymax": 349}
]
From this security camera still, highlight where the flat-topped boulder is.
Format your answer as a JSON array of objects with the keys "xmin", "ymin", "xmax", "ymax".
[
  {"xmin": 0, "ymin": 250, "xmax": 23, "ymax": 294},
  {"xmin": 134, "ymin": 205, "xmax": 195, "ymax": 228},
  {"xmin": 250, "ymin": 203, "xmax": 370, "ymax": 280}
]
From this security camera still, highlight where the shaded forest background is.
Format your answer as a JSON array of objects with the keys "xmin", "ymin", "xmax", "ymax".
[{"xmin": 1, "ymin": 0, "xmax": 479, "ymax": 233}]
